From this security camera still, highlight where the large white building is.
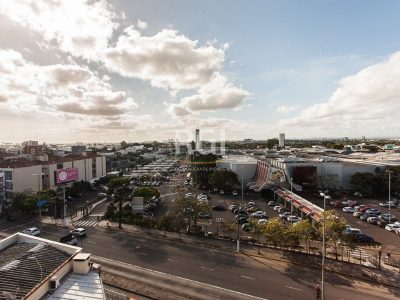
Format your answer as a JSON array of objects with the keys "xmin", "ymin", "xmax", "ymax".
[
  {"xmin": 216, "ymin": 156, "xmax": 257, "ymax": 185},
  {"xmin": 0, "ymin": 153, "xmax": 106, "ymax": 208}
]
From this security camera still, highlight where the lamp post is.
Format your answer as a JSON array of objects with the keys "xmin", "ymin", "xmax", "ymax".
[
  {"xmin": 237, "ymin": 164, "xmax": 244, "ymax": 252},
  {"xmin": 319, "ymin": 192, "xmax": 327, "ymax": 300},
  {"xmin": 290, "ymin": 178, "xmax": 293, "ymax": 216},
  {"xmin": 32, "ymin": 173, "xmax": 45, "ymax": 231},
  {"xmin": 387, "ymin": 170, "xmax": 393, "ymax": 223}
]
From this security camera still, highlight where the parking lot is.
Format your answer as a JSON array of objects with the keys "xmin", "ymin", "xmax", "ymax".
[{"xmin": 299, "ymin": 193, "xmax": 400, "ymax": 254}]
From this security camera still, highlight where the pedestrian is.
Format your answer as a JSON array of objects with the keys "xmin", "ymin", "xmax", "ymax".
[{"xmin": 315, "ymin": 285, "xmax": 321, "ymax": 300}]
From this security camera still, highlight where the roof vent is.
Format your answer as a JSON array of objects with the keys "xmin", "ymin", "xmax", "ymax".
[{"xmin": 50, "ymin": 276, "xmax": 60, "ymax": 290}]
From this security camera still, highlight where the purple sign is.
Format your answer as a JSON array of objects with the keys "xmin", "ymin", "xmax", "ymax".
[{"xmin": 55, "ymin": 168, "xmax": 78, "ymax": 184}]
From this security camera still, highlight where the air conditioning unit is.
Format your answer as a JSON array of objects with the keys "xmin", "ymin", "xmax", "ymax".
[{"xmin": 50, "ymin": 276, "xmax": 60, "ymax": 290}]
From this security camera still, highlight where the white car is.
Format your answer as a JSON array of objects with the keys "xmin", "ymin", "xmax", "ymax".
[
  {"xmin": 353, "ymin": 211, "xmax": 363, "ymax": 217},
  {"xmin": 385, "ymin": 224, "xmax": 400, "ymax": 232},
  {"xmin": 287, "ymin": 215, "xmax": 302, "ymax": 223},
  {"xmin": 251, "ymin": 211, "xmax": 266, "ymax": 218},
  {"xmin": 273, "ymin": 205, "xmax": 282, "ymax": 211},
  {"xmin": 22, "ymin": 227, "xmax": 40, "ymax": 236},
  {"xmin": 219, "ymin": 190, "xmax": 225, "ymax": 195},
  {"xmin": 367, "ymin": 216, "xmax": 379, "ymax": 224},
  {"xmin": 279, "ymin": 211, "xmax": 291, "ymax": 219},
  {"xmin": 185, "ymin": 193, "xmax": 194, "ymax": 198},
  {"xmin": 97, "ymin": 192, "xmax": 107, "ymax": 199},
  {"xmin": 258, "ymin": 219, "xmax": 268, "ymax": 225},
  {"xmin": 70, "ymin": 228, "xmax": 87, "ymax": 237},
  {"xmin": 342, "ymin": 206, "xmax": 356, "ymax": 213},
  {"xmin": 343, "ymin": 227, "xmax": 361, "ymax": 235},
  {"xmin": 232, "ymin": 191, "xmax": 238, "ymax": 196}
]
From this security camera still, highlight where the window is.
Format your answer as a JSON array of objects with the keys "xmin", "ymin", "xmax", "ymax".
[
  {"xmin": 5, "ymin": 171, "xmax": 12, "ymax": 181},
  {"xmin": 5, "ymin": 181, "xmax": 13, "ymax": 190}
]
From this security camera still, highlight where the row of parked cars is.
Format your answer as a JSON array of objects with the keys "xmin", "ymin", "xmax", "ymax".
[
  {"xmin": 339, "ymin": 200, "xmax": 400, "ymax": 236},
  {"xmin": 226, "ymin": 202, "xmax": 268, "ymax": 232},
  {"xmin": 266, "ymin": 201, "xmax": 303, "ymax": 224}
]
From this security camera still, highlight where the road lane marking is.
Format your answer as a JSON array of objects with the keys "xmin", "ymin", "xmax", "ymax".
[
  {"xmin": 240, "ymin": 275, "xmax": 255, "ymax": 280},
  {"xmin": 87, "ymin": 240, "xmax": 96, "ymax": 244},
  {"xmin": 136, "ymin": 252, "xmax": 148, "ymax": 256},
  {"xmin": 200, "ymin": 266, "xmax": 215, "ymax": 271},
  {"xmin": 168, "ymin": 259, "xmax": 178, "ymax": 262},
  {"xmin": 285, "ymin": 286, "xmax": 302, "ymax": 291}
]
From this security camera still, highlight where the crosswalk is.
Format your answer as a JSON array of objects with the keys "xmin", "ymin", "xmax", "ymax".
[{"xmin": 73, "ymin": 220, "xmax": 99, "ymax": 227}]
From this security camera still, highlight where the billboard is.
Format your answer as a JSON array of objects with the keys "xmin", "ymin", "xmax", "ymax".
[
  {"xmin": 55, "ymin": 168, "xmax": 79, "ymax": 185},
  {"xmin": 131, "ymin": 197, "xmax": 144, "ymax": 213}
]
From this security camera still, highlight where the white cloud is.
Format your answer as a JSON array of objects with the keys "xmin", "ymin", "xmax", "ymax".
[
  {"xmin": 0, "ymin": 0, "xmax": 118, "ymax": 60},
  {"xmin": 277, "ymin": 105, "xmax": 295, "ymax": 113},
  {"xmin": 279, "ymin": 51, "xmax": 400, "ymax": 136},
  {"xmin": 137, "ymin": 19, "xmax": 148, "ymax": 30},
  {"xmin": 171, "ymin": 74, "xmax": 249, "ymax": 113},
  {"xmin": 104, "ymin": 27, "xmax": 225, "ymax": 91},
  {"xmin": 0, "ymin": 49, "xmax": 136, "ymax": 121}
]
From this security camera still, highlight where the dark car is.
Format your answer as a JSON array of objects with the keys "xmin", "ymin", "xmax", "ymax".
[
  {"xmin": 212, "ymin": 205, "xmax": 226, "ymax": 211},
  {"xmin": 238, "ymin": 217, "xmax": 248, "ymax": 224},
  {"xmin": 59, "ymin": 233, "xmax": 77, "ymax": 245},
  {"xmin": 377, "ymin": 220, "xmax": 389, "ymax": 228},
  {"xmin": 352, "ymin": 233, "xmax": 374, "ymax": 243}
]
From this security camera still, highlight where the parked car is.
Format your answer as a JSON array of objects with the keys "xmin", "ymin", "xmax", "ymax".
[
  {"xmin": 377, "ymin": 220, "xmax": 389, "ymax": 228},
  {"xmin": 212, "ymin": 205, "xmax": 226, "ymax": 211},
  {"xmin": 232, "ymin": 191, "xmax": 238, "ymax": 196},
  {"xmin": 258, "ymin": 219, "xmax": 268, "ymax": 225},
  {"xmin": 247, "ymin": 206, "xmax": 259, "ymax": 213},
  {"xmin": 352, "ymin": 233, "xmax": 374, "ymax": 243},
  {"xmin": 365, "ymin": 208, "xmax": 380, "ymax": 215},
  {"xmin": 359, "ymin": 206, "xmax": 372, "ymax": 213},
  {"xmin": 22, "ymin": 227, "xmax": 40, "ymax": 236},
  {"xmin": 385, "ymin": 223, "xmax": 400, "ymax": 232},
  {"xmin": 379, "ymin": 201, "xmax": 399, "ymax": 207},
  {"xmin": 244, "ymin": 202, "xmax": 256, "ymax": 208},
  {"xmin": 251, "ymin": 211, "xmax": 267, "ymax": 218},
  {"xmin": 353, "ymin": 211, "xmax": 363, "ymax": 217},
  {"xmin": 267, "ymin": 201, "xmax": 279, "ymax": 207},
  {"xmin": 287, "ymin": 215, "xmax": 302, "ymax": 223},
  {"xmin": 354, "ymin": 205, "xmax": 366, "ymax": 211},
  {"xmin": 98, "ymin": 193, "xmax": 107, "ymax": 199},
  {"xmin": 273, "ymin": 205, "xmax": 282, "ymax": 211},
  {"xmin": 378, "ymin": 214, "xmax": 397, "ymax": 222},
  {"xmin": 278, "ymin": 207, "xmax": 289, "ymax": 213},
  {"xmin": 59, "ymin": 233, "xmax": 78, "ymax": 245},
  {"xmin": 342, "ymin": 206, "xmax": 356, "ymax": 213},
  {"xmin": 145, "ymin": 203, "xmax": 157, "ymax": 211},
  {"xmin": 343, "ymin": 227, "xmax": 362, "ymax": 235},
  {"xmin": 70, "ymin": 228, "xmax": 86, "ymax": 237},
  {"xmin": 198, "ymin": 212, "xmax": 211, "ymax": 219},
  {"xmin": 342, "ymin": 200, "xmax": 357, "ymax": 207},
  {"xmin": 367, "ymin": 216, "xmax": 379, "ymax": 225},
  {"xmin": 219, "ymin": 190, "xmax": 225, "ymax": 195},
  {"xmin": 360, "ymin": 213, "xmax": 377, "ymax": 221},
  {"xmin": 279, "ymin": 211, "xmax": 291, "ymax": 219},
  {"xmin": 238, "ymin": 217, "xmax": 248, "ymax": 224}
]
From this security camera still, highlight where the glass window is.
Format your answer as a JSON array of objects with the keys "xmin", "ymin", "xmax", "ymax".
[{"xmin": 5, "ymin": 171, "xmax": 12, "ymax": 180}]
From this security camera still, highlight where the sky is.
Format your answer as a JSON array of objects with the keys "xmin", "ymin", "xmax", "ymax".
[{"xmin": 1, "ymin": 0, "xmax": 400, "ymax": 143}]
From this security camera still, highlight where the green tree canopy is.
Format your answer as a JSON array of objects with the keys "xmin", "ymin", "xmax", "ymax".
[
  {"xmin": 133, "ymin": 187, "xmax": 160, "ymax": 200},
  {"xmin": 208, "ymin": 170, "xmax": 239, "ymax": 190}
]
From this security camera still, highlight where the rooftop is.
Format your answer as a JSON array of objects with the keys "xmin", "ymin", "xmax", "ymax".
[
  {"xmin": 0, "ymin": 242, "xmax": 72, "ymax": 300},
  {"xmin": 46, "ymin": 271, "xmax": 104, "ymax": 300}
]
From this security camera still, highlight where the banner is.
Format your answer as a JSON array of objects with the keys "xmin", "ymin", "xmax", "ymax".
[{"xmin": 55, "ymin": 168, "xmax": 79, "ymax": 185}]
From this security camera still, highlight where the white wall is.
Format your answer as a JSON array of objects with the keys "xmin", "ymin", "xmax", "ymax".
[{"xmin": 12, "ymin": 165, "xmax": 43, "ymax": 193}]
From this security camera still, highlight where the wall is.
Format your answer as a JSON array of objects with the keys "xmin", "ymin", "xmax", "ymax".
[
  {"xmin": 216, "ymin": 160, "xmax": 257, "ymax": 185},
  {"xmin": 12, "ymin": 165, "xmax": 43, "ymax": 193}
]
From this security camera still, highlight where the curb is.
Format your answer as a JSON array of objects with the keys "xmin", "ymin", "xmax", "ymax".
[{"xmin": 98, "ymin": 222, "xmax": 400, "ymax": 289}]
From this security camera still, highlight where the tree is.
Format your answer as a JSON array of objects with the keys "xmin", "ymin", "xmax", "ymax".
[
  {"xmin": 263, "ymin": 217, "xmax": 285, "ymax": 248},
  {"xmin": 291, "ymin": 220, "xmax": 317, "ymax": 252},
  {"xmin": 319, "ymin": 210, "xmax": 347, "ymax": 260},
  {"xmin": 159, "ymin": 214, "xmax": 175, "ymax": 236},
  {"xmin": 208, "ymin": 170, "xmax": 239, "ymax": 191},
  {"xmin": 12, "ymin": 191, "xmax": 38, "ymax": 212},
  {"xmin": 104, "ymin": 202, "xmax": 116, "ymax": 220},
  {"xmin": 266, "ymin": 138, "xmax": 279, "ymax": 149},
  {"xmin": 350, "ymin": 172, "xmax": 375, "ymax": 192},
  {"xmin": 120, "ymin": 141, "xmax": 128, "ymax": 150},
  {"xmin": 221, "ymin": 221, "xmax": 236, "ymax": 239},
  {"xmin": 248, "ymin": 219, "xmax": 264, "ymax": 241},
  {"xmin": 133, "ymin": 187, "xmax": 160, "ymax": 200},
  {"xmin": 172, "ymin": 196, "xmax": 211, "ymax": 234}
]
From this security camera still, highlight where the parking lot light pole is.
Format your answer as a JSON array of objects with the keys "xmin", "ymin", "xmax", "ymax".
[
  {"xmin": 290, "ymin": 178, "xmax": 293, "ymax": 216},
  {"xmin": 387, "ymin": 170, "xmax": 392, "ymax": 223},
  {"xmin": 320, "ymin": 192, "xmax": 326, "ymax": 300},
  {"xmin": 33, "ymin": 173, "xmax": 44, "ymax": 231}
]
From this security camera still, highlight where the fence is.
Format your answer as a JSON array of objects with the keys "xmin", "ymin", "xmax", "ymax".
[{"xmin": 104, "ymin": 288, "xmax": 129, "ymax": 300}]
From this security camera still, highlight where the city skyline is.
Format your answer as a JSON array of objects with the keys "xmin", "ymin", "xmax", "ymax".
[{"xmin": 1, "ymin": 0, "xmax": 400, "ymax": 143}]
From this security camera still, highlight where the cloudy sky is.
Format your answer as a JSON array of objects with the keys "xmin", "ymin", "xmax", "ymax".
[{"xmin": 1, "ymin": 0, "xmax": 400, "ymax": 143}]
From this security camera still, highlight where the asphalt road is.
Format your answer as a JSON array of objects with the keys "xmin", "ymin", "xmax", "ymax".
[{"xmin": 1, "ymin": 221, "xmax": 398, "ymax": 300}]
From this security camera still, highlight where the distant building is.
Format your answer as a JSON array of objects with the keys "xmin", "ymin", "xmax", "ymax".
[
  {"xmin": 71, "ymin": 145, "xmax": 86, "ymax": 155},
  {"xmin": 22, "ymin": 140, "xmax": 38, "ymax": 147},
  {"xmin": 279, "ymin": 133, "xmax": 285, "ymax": 148},
  {"xmin": 195, "ymin": 129, "xmax": 201, "ymax": 151},
  {"xmin": 23, "ymin": 145, "xmax": 44, "ymax": 155}
]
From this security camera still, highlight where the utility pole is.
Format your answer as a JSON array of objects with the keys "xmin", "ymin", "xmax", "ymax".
[
  {"xmin": 63, "ymin": 185, "xmax": 67, "ymax": 227},
  {"xmin": 387, "ymin": 170, "xmax": 392, "ymax": 223},
  {"xmin": 33, "ymin": 173, "xmax": 44, "ymax": 231},
  {"xmin": 320, "ymin": 192, "xmax": 327, "ymax": 300}
]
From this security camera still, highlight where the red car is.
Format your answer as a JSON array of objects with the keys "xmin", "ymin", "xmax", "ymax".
[{"xmin": 359, "ymin": 206, "xmax": 372, "ymax": 213}]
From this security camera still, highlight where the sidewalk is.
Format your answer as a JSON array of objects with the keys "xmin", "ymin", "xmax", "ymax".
[
  {"xmin": 41, "ymin": 198, "xmax": 107, "ymax": 227},
  {"xmin": 99, "ymin": 220, "xmax": 400, "ymax": 289}
]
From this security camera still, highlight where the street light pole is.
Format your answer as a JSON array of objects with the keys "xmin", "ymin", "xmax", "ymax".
[
  {"xmin": 33, "ymin": 173, "xmax": 43, "ymax": 231},
  {"xmin": 387, "ymin": 170, "xmax": 392, "ymax": 223},
  {"xmin": 290, "ymin": 178, "xmax": 293, "ymax": 216},
  {"xmin": 320, "ymin": 193, "xmax": 326, "ymax": 300}
]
